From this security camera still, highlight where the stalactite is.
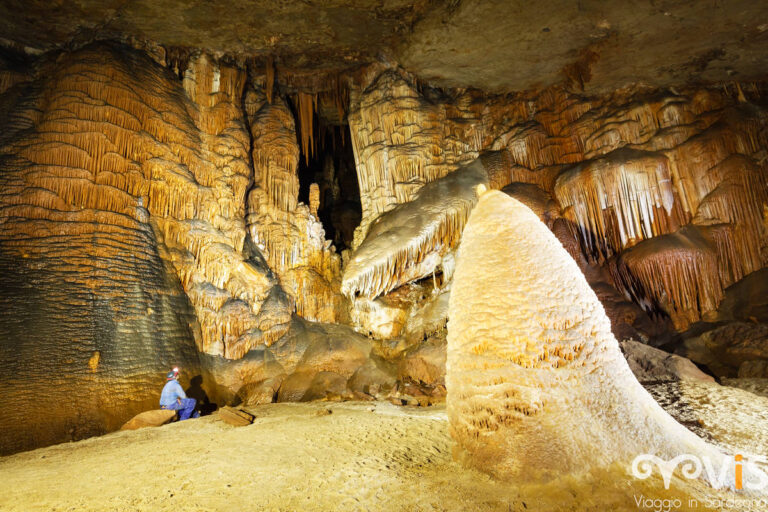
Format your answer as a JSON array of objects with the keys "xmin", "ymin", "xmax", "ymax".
[
  {"xmin": 346, "ymin": 71, "xmax": 768, "ymax": 333},
  {"xmin": 342, "ymin": 160, "xmax": 489, "ymax": 299},
  {"xmin": 246, "ymin": 84, "xmax": 346, "ymax": 323},
  {"xmin": 247, "ymin": 90, "xmax": 300, "ymax": 212},
  {"xmin": 555, "ymin": 149, "xmax": 689, "ymax": 263},
  {"xmin": 347, "ymin": 70, "xmax": 489, "ymax": 247},
  {"xmin": 297, "ymin": 92, "xmax": 316, "ymax": 165},
  {"xmin": 265, "ymin": 56, "xmax": 275, "ymax": 104},
  {"xmin": 609, "ymin": 226, "xmax": 723, "ymax": 330}
]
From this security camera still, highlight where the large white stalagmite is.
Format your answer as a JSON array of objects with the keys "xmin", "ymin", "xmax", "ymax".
[{"xmin": 447, "ymin": 189, "xmax": 728, "ymax": 483}]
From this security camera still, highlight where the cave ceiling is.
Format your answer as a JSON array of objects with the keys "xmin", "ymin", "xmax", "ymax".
[{"xmin": 1, "ymin": 0, "xmax": 767, "ymax": 93}]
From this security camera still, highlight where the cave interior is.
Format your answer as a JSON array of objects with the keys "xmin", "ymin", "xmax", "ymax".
[{"xmin": 1, "ymin": 0, "xmax": 768, "ymax": 509}]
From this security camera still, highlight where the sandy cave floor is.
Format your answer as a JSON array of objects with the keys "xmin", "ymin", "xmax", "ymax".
[{"xmin": 1, "ymin": 381, "xmax": 768, "ymax": 512}]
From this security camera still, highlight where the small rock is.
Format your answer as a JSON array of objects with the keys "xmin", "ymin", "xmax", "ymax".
[
  {"xmin": 351, "ymin": 390, "xmax": 375, "ymax": 401},
  {"xmin": 217, "ymin": 406, "xmax": 254, "ymax": 426},
  {"xmin": 620, "ymin": 339, "xmax": 714, "ymax": 382},
  {"xmin": 121, "ymin": 409, "xmax": 177, "ymax": 430}
]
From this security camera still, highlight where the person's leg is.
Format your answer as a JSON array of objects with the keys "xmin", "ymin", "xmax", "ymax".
[
  {"xmin": 160, "ymin": 403, "xmax": 180, "ymax": 421},
  {"xmin": 178, "ymin": 398, "xmax": 197, "ymax": 420}
]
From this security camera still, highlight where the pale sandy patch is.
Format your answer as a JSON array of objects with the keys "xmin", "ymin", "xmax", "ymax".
[{"xmin": 0, "ymin": 395, "xmax": 765, "ymax": 512}]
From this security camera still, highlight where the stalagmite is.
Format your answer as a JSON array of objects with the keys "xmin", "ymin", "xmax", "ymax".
[
  {"xmin": 348, "ymin": 70, "xmax": 768, "ymax": 336},
  {"xmin": 309, "ymin": 183, "xmax": 320, "ymax": 217},
  {"xmin": 1, "ymin": 32, "xmax": 767, "ymax": 464},
  {"xmin": 447, "ymin": 190, "xmax": 729, "ymax": 483}
]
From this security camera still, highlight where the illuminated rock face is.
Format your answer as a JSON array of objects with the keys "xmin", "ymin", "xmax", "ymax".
[
  {"xmin": 347, "ymin": 70, "xmax": 494, "ymax": 247},
  {"xmin": 447, "ymin": 190, "xmax": 724, "ymax": 482},
  {"xmin": 342, "ymin": 159, "xmax": 489, "ymax": 300},
  {"xmin": 0, "ymin": 44, "xmax": 289, "ymax": 453},
  {"xmin": 347, "ymin": 77, "xmax": 768, "ymax": 333},
  {"xmin": 244, "ymin": 88, "xmax": 346, "ymax": 323},
  {"xmin": 0, "ymin": 38, "xmax": 767, "ymax": 456}
]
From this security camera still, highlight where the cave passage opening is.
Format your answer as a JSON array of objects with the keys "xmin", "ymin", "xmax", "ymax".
[{"xmin": 292, "ymin": 107, "xmax": 361, "ymax": 252}]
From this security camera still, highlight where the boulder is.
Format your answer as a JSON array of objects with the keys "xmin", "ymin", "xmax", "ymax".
[
  {"xmin": 348, "ymin": 358, "xmax": 397, "ymax": 397},
  {"xmin": 120, "ymin": 409, "xmax": 177, "ymax": 431},
  {"xmin": 683, "ymin": 321, "xmax": 768, "ymax": 377},
  {"xmin": 239, "ymin": 376, "xmax": 284, "ymax": 406},
  {"xmin": 277, "ymin": 371, "xmax": 317, "ymax": 402},
  {"xmin": 301, "ymin": 371, "xmax": 349, "ymax": 401},
  {"xmin": 397, "ymin": 337, "xmax": 446, "ymax": 387},
  {"xmin": 620, "ymin": 340, "xmax": 714, "ymax": 383},
  {"xmin": 296, "ymin": 328, "xmax": 371, "ymax": 378}
]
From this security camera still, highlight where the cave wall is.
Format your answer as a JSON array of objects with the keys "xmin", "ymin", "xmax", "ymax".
[
  {"xmin": 0, "ymin": 44, "xmax": 293, "ymax": 453},
  {"xmin": 345, "ymin": 72, "xmax": 768, "ymax": 337},
  {"xmin": 0, "ymin": 39, "xmax": 767, "ymax": 454}
]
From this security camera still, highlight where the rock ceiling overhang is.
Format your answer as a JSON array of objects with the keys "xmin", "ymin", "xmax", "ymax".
[{"xmin": 1, "ymin": 0, "xmax": 767, "ymax": 93}]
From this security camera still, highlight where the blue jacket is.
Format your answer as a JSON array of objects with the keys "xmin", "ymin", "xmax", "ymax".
[{"xmin": 160, "ymin": 379, "xmax": 187, "ymax": 406}]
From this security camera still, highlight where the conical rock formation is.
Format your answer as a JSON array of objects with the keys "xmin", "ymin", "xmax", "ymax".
[{"xmin": 447, "ymin": 190, "xmax": 731, "ymax": 485}]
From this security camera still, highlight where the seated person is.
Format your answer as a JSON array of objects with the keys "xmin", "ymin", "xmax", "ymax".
[{"xmin": 159, "ymin": 367, "xmax": 199, "ymax": 420}]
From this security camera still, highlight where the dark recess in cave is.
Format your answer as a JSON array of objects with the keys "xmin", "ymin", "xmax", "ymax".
[{"xmin": 289, "ymin": 102, "xmax": 361, "ymax": 251}]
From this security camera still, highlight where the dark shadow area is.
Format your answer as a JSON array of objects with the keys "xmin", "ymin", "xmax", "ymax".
[
  {"xmin": 186, "ymin": 375, "xmax": 218, "ymax": 416},
  {"xmin": 287, "ymin": 96, "xmax": 361, "ymax": 251},
  {"xmin": 550, "ymin": 216, "xmax": 674, "ymax": 345}
]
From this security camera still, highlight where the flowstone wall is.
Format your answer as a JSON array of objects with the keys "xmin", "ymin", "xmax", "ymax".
[
  {"xmin": 344, "ymin": 71, "xmax": 768, "ymax": 342},
  {"xmin": 0, "ymin": 44, "xmax": 293, "ymax": 453},
  {"xmin": 0, "ymin": 39, "xmax": 767, "ymax": 454}
]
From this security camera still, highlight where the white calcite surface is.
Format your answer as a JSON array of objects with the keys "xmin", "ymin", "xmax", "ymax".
[
  {"xmin": 342, "ymin": 160, "xmax": 488, "ymax": 299},
  {"xmin": 446, "ymin": 190, "xmax": 732, "ymax": 485}
]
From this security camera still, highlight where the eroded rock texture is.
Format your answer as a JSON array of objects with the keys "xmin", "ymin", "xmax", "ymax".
[
  {"xmin": 202, "ymin": 317, "xmax": 395, "ymax": 406},
  {"xmin": 1, "ymin": 36, "xmax": 767, "ymax": 457},
  {"xmin": 0, "ymin": 44, "xmax": 291, "ymax": 453},
  {"xmin": 446, "ymin": 190, "xmax": 726, "ymax": 483},
  {"xmin": 345, "ymin": 72, "xmax": 768, "ymax": 336},
  {"xmin": 244, "ymin": 86, "xmax": 346, "ymax": 323}
]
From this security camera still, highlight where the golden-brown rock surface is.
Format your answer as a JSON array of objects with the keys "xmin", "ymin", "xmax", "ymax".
[
  {"xmin": 244, "ymin": 86, "xmax": 346, "ymax": 323},
  {"xmin": 346, "ymin": 71, "xmax": 768, "ymax": 332},
  {"xmin": 1, "ymin": 39, "xmax": 767, "ymax": 457},
  {"xmin": 0, "ymin": 44, "xmax": 290, "ymax": 454}
]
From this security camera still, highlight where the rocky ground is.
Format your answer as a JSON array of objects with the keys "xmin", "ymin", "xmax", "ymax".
[{"xmin": 1, "ymin": 379, "xmax": 768, "ymax": 512}]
